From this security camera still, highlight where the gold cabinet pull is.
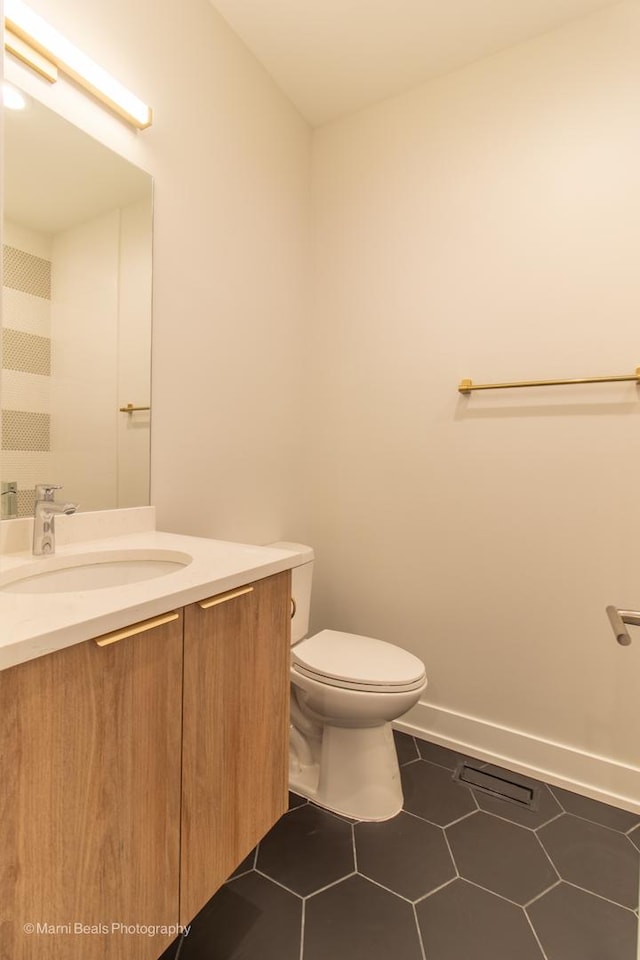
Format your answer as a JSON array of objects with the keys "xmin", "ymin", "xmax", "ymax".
[
  {"xmin": 290, "ymin": 597, "xmax": 297, "ymax": 619},
  {"xmin": 198, "ymin": 586, "xmax": 254, "ymax": 610},
  {"xmin": 95, "ymin": 611, "xmax": 180, "ymax": 647}
]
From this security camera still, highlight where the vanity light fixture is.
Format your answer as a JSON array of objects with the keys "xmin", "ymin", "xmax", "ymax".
[{"xmin": 4, "ymin": 0, "xmax": 152, "ymax": 129}]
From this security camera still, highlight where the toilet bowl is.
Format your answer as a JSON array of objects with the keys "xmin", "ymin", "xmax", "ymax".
[{"xmin": 269, "ymin": 543, "xmax": 427, "ymax": 821}]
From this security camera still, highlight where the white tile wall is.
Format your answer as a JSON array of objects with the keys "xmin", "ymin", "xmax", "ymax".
[
  {"xmin": 2, "ymin": 224, "xmax": 53, "ymax": 516},
  {"xmin": 0, "ymin": 370, "xmax": 51, "ymax": 415},
  {"xmin": 2, "ymin": 287, "xmax": 52, "ymax": 338}
]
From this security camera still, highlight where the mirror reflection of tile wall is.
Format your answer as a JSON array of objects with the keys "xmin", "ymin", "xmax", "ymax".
[
  {"xmin": 2, "ymin": 91, "xmax": 153, "ymax": 518},
  {"xmin": 2, "ymin": 236, "xmax": 53, "ymax": 517}
]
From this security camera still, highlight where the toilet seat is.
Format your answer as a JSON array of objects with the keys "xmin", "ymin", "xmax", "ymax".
[{"xmin": 292, "ymin": 629, "xmax": 427, "ymax": 693}]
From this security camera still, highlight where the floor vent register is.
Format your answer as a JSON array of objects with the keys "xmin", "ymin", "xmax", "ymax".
[{"xmin": 453, "ymin": 762, "xmax": 540, "ymax": 810}]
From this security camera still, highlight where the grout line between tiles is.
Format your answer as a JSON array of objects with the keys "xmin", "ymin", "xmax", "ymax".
[
  {"xmin": 473, "ymin": 804, "xmax": 565, "ymax": 833},
  {"xmin": 597, "ymin": 815, "xmax": 639, "ymax": 837},
  {"xmin": 523, "ymin": 902, "xmax": 551, "ymax": 960},
  {"xmin": 172, "ymin": 931, "xmax": 186, "ymax": 960},
  {"xmin": 523, "ymin": 878, "xmax": 563, "ymax": 909},
  {"xmin": 532, "ymin": 829, "xmax": 562, "ymax": 883},
  {"xmin": 402, "ymin": 806, "xmax": 468, "ymax": 830},
  {"xmin": 302, "ymin": 870, "xmax": 358, "ymax": 901},
  {"xmin": 308, "ymin": 801, "xmax": 359, "ymax": 825},
  {"xmin": 545, "ymin": 785, "xmax": 565, "ymax": 810},
  {"xmin": 461, "ymin": 875, "xmax": 528, "ymax": 909},
  {"xmin": 285, "ymin": 800, "xmax": 309, "ymax": 815},
  {"xmin": 473, "ymin": 806, "xmax": 540, "ymax": 832},
  {"xmin": 413, "ymin": 876, "xmax": 458, "ymax": 905},
  {"xmin": 226, "ymin": 843, "xmax": 259, "ymax": 883},
  {"xmin": 417, "ymin": 757, "xmax": 461, "ymax": 774},
  {"xmin": 561, "ymin": 879, "xmax": 639, "ymax": 914},
  {"xmin": 412, "ymin": 902, "xmax": 427, "ymax": 960},
  {"xmin": 299, "ymin": 898, "xmax": 305, "ymax": 960},
  {"xmin": 356, "ymin": 872, "xmax": 417, "ymax": 904},
  {"xmin": 533, "ymin": 811, "xmax": 564, "ymax": 833},
  {"xmin": 441, "ymin": 825, "xmax": 460, "ymax": 881},
  {"xmin": 351, "ymin": 823, "xmax": 358, "ymax": 873},
  {"xmin": 403, "ymin": 808, "xmax": 439, "ymax": 826},
  {"xmin": 439, "ymin": 807, "xmax": 479, "ymax": 829},
  {"xmin": 546, "ymin": 786, "xmax": 640, "ymax": 836},
  {"xmin": 625, "ymin": 834, "xmax": 640, "ymax": 855},
  {"xmin": 253, "ymin": 868, "xmax": 305, "ymax": 899},
  {"xmin": 227, "ymin": 867, "xmax": 253, "ymax": 882},
  {"xmin": 395, "ymin": 733, "xmax": 420, "ymax": 766},
  {"xmin": 559, "ymin": 811, "xmax": 640, "ymax": 837}
]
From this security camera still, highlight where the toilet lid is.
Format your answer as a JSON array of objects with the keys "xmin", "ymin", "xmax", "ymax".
[{"xmin": 292, "ymin": 629, "xmax": 426, "ymax": 692}]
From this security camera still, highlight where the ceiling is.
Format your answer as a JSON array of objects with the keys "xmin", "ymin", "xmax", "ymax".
[{"xmin": 209, "ymin": 0, "xmax": 621, "ymax": 126}]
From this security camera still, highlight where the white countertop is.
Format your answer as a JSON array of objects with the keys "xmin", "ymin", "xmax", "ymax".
[{"xmin": 0, "ymin": 507, "xmax": 310, "ymax": 672}]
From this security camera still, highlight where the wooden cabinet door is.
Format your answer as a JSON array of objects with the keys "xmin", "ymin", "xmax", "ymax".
[
  {"xmin": 0, "ymin": 612, "xmax": 183, "ymax": 960},
  {"xmin": 180, "ymin": 571, "xmax": 291, "ymax": 924}
]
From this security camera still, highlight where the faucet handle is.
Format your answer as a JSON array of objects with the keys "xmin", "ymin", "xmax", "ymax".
[{"xmin": 35, "ymin": 483, "xmax": 62, "ymax": 502}]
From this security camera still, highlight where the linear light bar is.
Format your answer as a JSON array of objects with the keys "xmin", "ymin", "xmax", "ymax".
[
  {"xmin": 4, "ymin": 0, "xmax": 152, "ymax": 129},
  {"xmin": 5, "ymin": 26, "xmax": 58, "ymax": 82}
]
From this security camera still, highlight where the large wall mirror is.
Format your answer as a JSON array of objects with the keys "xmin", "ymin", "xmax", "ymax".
[{"xmin": 1, "ymin": 86, "xmax": 153, "ymax": 519}]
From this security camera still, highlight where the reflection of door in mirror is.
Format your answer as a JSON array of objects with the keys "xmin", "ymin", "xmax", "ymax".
[{"xmin": 1, "ymin": 90, "xmax": 153, "ymax": 518}]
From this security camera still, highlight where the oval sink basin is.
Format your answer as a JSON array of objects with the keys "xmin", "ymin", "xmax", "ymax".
[{"xmin": 0, "ymin": 549, "xmax": 193, "ymax": 594}]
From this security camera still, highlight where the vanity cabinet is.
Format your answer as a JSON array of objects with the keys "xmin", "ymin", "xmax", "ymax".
[
  {"xmin": 0, "ymin": 569, "xmax": 291, "ymax": 960},
  {"xmin": 181, "ymin": 573, "xmax": 291, "ymax": 923},
  {"xmin": 0, "ymin": 609, "xmax": 184, "ymax": 960}
]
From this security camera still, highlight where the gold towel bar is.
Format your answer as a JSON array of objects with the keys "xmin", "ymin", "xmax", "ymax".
[{"xmin": 458, "ymin": 368, "xmax": 640, "ymax": 394}]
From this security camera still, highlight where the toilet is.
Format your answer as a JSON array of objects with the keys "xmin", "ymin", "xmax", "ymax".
[{"xmin": 271, "ymin": 542, "xmax": 427, "ymax": 821}]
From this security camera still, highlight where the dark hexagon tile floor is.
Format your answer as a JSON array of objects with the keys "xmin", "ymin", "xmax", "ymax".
[
  {"xmin": 257, "ymin": 802, "xmax": 354, "ymax": 896},
  {"xmin": 527, "ymin": 881, "xmax": 638, "ymax": 960},
  {"xmin": 538, "ymin": 813, "xmax": 639, "ymax": 908},
  {"xmin": 447, "ymin": 810, "xmax": 558, "ymax": 904},
  {"xmin": 159, "ymin": 731, "xmax": 639, "ymax": 960},
  {"xmin": 549, "ymin": 784, "xmax": 640, "ymax": 833},
  {"xmin": 354, "ymin": 810, "xmax": 455, "ymax": 900},
  {"xmin": 400, "ymin": 755, "xmax": 478, "ymax": 825},
  {"xmin": 171, "ymin": 871, "xmax": 302, "ymax": 960},
  {"xmin": 304, "ymin": 874, "xmax": 423, "ymax": 960},
  {"xmin": 394, "ymin": 728, "xmax": 420, "ymax": 765},
  {"xmin": 416, "ymin": 878, "xmax": 546, "ymax": 960},
  {"xmin": 629, "ymin": 824, "xmax": 640, "ymax": 852}
]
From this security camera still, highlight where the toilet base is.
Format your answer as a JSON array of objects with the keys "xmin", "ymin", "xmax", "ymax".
[{"xmin": 289, "ymin": 721, "xmax": 403, "ymax": 821}]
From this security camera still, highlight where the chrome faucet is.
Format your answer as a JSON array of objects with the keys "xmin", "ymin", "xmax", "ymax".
[
  {"xmin": 32, "ymin": 484, "xmax": 78, "ymax": 556},
  {"xmin": 1, "ymin": 481, "xmax": 18, "ymax": 519}
]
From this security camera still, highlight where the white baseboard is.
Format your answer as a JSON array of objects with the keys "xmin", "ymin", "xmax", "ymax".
[{"xmin": 394, "ymin": 700, "xmax": 640, "ymax": 815}]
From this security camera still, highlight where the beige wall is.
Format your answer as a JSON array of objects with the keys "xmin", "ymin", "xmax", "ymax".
[
  {"xmin": 4, "ymin": 0, "xmax": 312, "ymax": 545},
  {"xmin": 310, "ymin": 2, "xmax": 640, "ymax": 805}
]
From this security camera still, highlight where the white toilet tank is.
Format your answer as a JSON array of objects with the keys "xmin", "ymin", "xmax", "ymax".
[{"xmin": 267, "ymin": 542, "xmax": 314, "ymax": 644}]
